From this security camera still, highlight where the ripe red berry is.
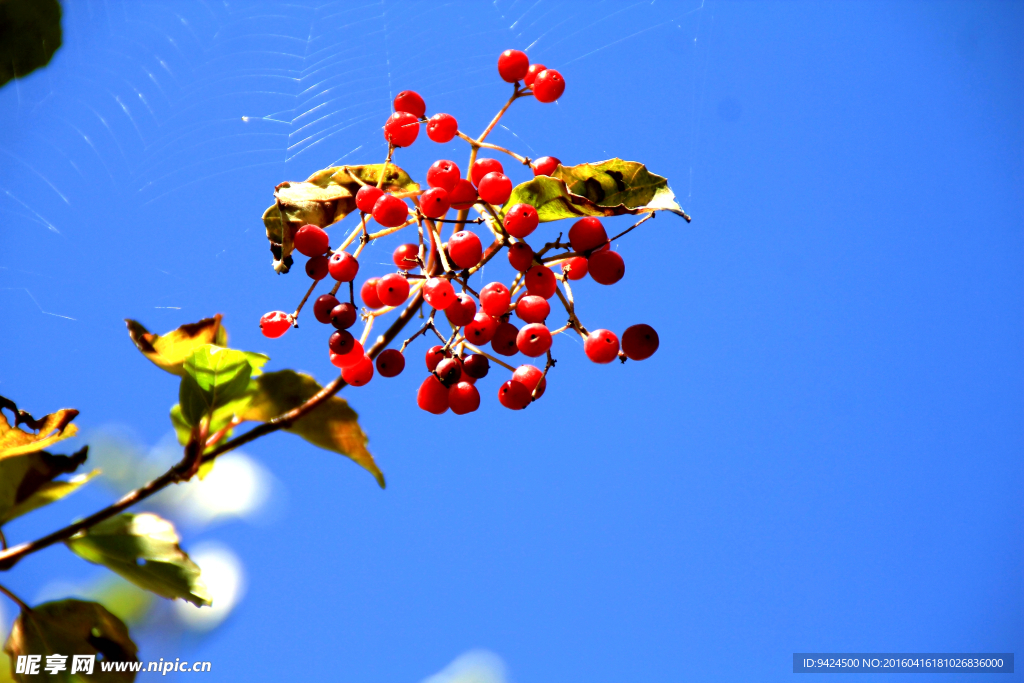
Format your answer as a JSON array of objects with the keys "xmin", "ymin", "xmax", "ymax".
[
  {"xmin": 584, "ymin": 329, "xmax": 620, "ymax": 364},
  {"xmin": 480, "ymin": 282, "xmax": 511, "ymax": 316},
  {"xmin": 361, "ymin": 277, "xmax": 384, "ymax": 308},
  {"xmin": 260, "ymin": 311, "xmax": 291, "ymax": 338},
  {"xmin": 525, "ymin": 265, "xmax": 557, "ymax": 299},
  {"xmin": 463, "ymin": 354, "xmax": 490, "ymax": 379},
  {"xmin": 524, "ymin": 63, "xmax": 545, "ymax": 88},
  {"xmin": 372, "ymin": 194, "xmax": 409, "ymax": 228},
  {"xmin": 508, "ymin": 242, "xmax": 535, "ymax": 272},
  {"xmin": 560, "ymin": 256, "xmax": 588, "ymax": 280},
  {"xmin": 444, "ymin": 293, "xmax": 477, "ymax": 327},
  {"xmin": 568, "ymin": 216, "xmax": 607, "ymax": 252},
  {"xmin": 516, "ymin": 323, "xmax": 552, "ymax": 357},
  {"xmin": 532, "ymin": 69, "xmax": 565, "ymax": 103},
  {"xmin": 435, "ymin": 357, "xmax": 463, "ymax": 386},
  {"xmin": 392, "ymin": 243, "xmax": 419, "ymax": 270},
  {"xmin": 425, "ymin": 344, "xmax": 452, "ymax": 372},
  {"xmin": 588, "ymin": 249, "xmax": 625, "ymax": 285},
  {"xmin": 532, "ymin": 156, "xmax": 560, "ymax": 176},
  {"xmin": 294, "ymin": 224, "xmax": 329, "ymax": 257},
  {"xmin": 449, "ymin": 179, "xmax": 478, "ymax": 210},
  {"xmin": 464, "ymin": 311, "xmax": 499, "ymax": 345},
  {"xmin": 622, "ymin": 324, "xmax": 659, "ymax": 361},
  {"xmin": 330, "ymin": 303, "xmax": 357, "ymax": 330},
  {"xmin": 426, "ymin": 159, "xmax": 461, "ymax": 193},
  {"xmin": 515, "ymin": 294, "xmax": 550, "ymax": 323},
  {"xmin": 470, "ymin": 158, "xmax": 504, "ymax": 186},
  {"xmin": 328, "ymin": 251, "xmax": 359, "ymax": 282},
  {"xmin": 477, "ymin": 172, "xmax": 512, "ymax": 205},
  {"xmin": 426, "ymin": 113, "xmax": 458, "ymax": 143},
  {"xmin": 342, "ymin": 355, "xmax": 374, "ymax": 386},
  {"xmin": 356, "ymin": 185, "xmax": 385, "ymax": 213},
  {"xmin": 329, "ymin": 329, "xmax": 356, "ymax": 355},
  {"xmin": 420, "ymin": 187, "xmax": 450, "ymax": 218},
  {"xmin": 383, "ymin": 111, "xmax": 419, "ymax": 147},
  {"xmin": 376, "ymin": 348, "xmax": 406, "ymax": 377},
  {"xmin": 314, "ymin": 294, "xmax": 341, "ymax": 324},
  {"xmin": 504, "ymin": 203, "xmax": 539, "ymax": 238},
  {"xmin": 449, "ymin": 381, "xmax": 480, "ymax": 415},
  {"xmin": 491, "ymin": 321, "xmax": 520, "ymax": 356},
  {"xmin": 498, "ymin": 380, "xmax": 532, "ymax": 410},
  {"xmin": 376, "ymin": 272, "xmax": 410, "ymax": 307},
  {"xmin": 497, "ymin": 49, "xmax": 530, "ymax": 83},
  {"xmin": 305, "ymin": 254, "xmax": 329, "ymax": 280},
  {"xmin": 393, "ymin": 90, "xmax": 426, "ymax": 118},
  {"xmin": 417, "ymin": 375, "xmax": 450, "ymax": 414},
  {"xmin": 512, "ymin": 364, "xmax": 547, "ymax": 399},
  {"xmin": 330, "ymin": 339, "xmax": 364, "ymax": 368},
  {"xmin": 448, "ymin": 231, "xmax": 482, "ymax": 269},
  {"xmin": 423, "ymin": 277, "xmax": 456, "ymax": 309}
]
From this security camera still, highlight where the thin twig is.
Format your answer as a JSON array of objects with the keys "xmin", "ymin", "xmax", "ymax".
[{"xmin": 0, "ymin": 582, "xmax": 30, "ymax": 612}]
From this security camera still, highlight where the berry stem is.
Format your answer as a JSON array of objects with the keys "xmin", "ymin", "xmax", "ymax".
[
  {"xmin": 376, "ymin": 144, "xmax": 395, "ymax": 190},
  {"xmin": 291, "ymin": 278, "xmax": 320, "ymax": 324},
  {"xmin": 461, "ymin": 342, "xmax": 517, "ymax": 372},
  {"xmin": 455, "ymin": 131, "xmax": 529, "ymax": 165},
  {"xmin": 531, "ymin": 351, "xmax": 556, "ymax": 401},
  {"xmin": 0, "ymin": 582, "xmax": 30, "ymax": 612}
]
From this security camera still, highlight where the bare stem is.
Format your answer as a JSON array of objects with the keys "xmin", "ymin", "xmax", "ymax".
[
  {"xmin": 462, "ymin": 342, "xmax": 516, "ymax": 372},
  {"xmin": 291, "ymin": 279, "xmax": 320, "ymax": 324},
  {"xmin": 0, "ymin": 582, "xmax": 30, "ymax": 612}
]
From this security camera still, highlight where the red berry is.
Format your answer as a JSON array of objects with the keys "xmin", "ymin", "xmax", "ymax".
[
  {"xmin": 294, "ymin": 224, "xmax": 329, "ymax": 257},
  {"xmin": 372, "ymin": 194, "xmax": 409, "ymax": 228},
  {"xmin": 477, "ymin": 172, "xmax": 512, "ymax": 205},
  {"xmin": 588, "ymin": 250, "xmax": 625, "ymax": 285},
  {"xmin": 435, "ymin": 357, "xmax": 463, "ymax": 386},
  {"xmin": 497, "ymin": 49, "xmax": 530, "ymax": 83},
  {"xmin": 314, "ymin": 294, "xmax": 340, "ymax": 324},
  {"xmin": 426, "ymin": 113, "xmax": 458, "ymax": 143},
  {"xmin": 525, "ymin": 265, "xmax": 557, "ymax": 299},
  {"xmin": 420, "ymin": 187, "xmax": 450, "ymax": 218},
  {"xmin": 512, "ymin": 364, "xmax": 546, "ymax": 399},
  {"xmin": 568, "ymin": 216, "xmax": 607, "ymax": 252},
  {"xmin": 383, "ymin": 111, "xmax": 419, "ymax": 147},
  {"xmin": 330, "ymin": 339, "xmax": 365, "ymax": 368},
  {"xmin": 516, "ymin": 323, "xmax": 552, "ymax": 357},
  {"xmin": 532, "ymin": 156, "xmax": 560, "ymax": 176},
  {"xmin": 508, "ymin": 242, "xmax": 535, "ymax": 271},
  {"xmin": 330, "ymin": 303, "xmax": 357, "ymax": 330},
  {"xmin": 423, "ymin": 277, "xmax": 456, "ymax": 309},
  {"xmin": 561, "ymin": 256, "xmax": 588, "ymax": 280},
  {"xmin": 356, "ymin": 185, "xmax": 385, "ymax": 213},
  {"xmin": 328, "ymin": 251, "xmax": 359, "ymax": 282},
  {"xmin": 470, "ymin": 158, "xmax": 504, "ymax": 187},
  {"xmin": 417, "ymin": 375, "xmax": 450, "ymax": 414},
  {"xmin": 448, "ymin": 231, "xmax": 482, "ymax": 269},
  {"xmin": 376, "ymin": 272, "xmax": 410, "ymax": 307},
  {"xmin": 260, "ymin": 311, "xmax": 291, "ymax": 338},
  {"xmin": 491, "ymin": 321, "xmax": 520, "ymax": 356},
  {"xmin": 425, "ymin": 344, "xmax": 452, "ymax": 372},
  {"xmin": 532, "ymin": 69, "xmax": 565, "ymax": 103},
  {"xmin": 449, "ymin": 381, "xmax": 480, "ymax": 415},
  {"xmin": 498, "ymin": 380, "xmax": 532, "ymax": 410},
  {"xmin": 444, "ymin": 293, "xmax": 477, "ymax": 327},
  {"xmin": 463, "ymin": 354, "xmax": 490, "ymax": 379},
  {"xmin": 449, "ymin": 179, "xmax": 478, "ymax": 210},
  {"xmin": 622, "ymin": 324, "xmax": 659, "ymax": 361},
  {"xmin": 376, "ymin": 348, "xmax": 406, "ymax": 377},
  {"xmin": 329, "ymin": 330, "xmax": 356, "ymax": 355},
  {"xmin": 515, "ymin": 294, "xmax": 550, "ymax": 323},
  {"xmin": 392, "ymin": 243, "xmax": 419, "ymax": 270},
  {"xmin": 504, "ymin": 204, "xmax": 539, "ymax": 238},
  {"xmin": 584, "ymin": 329, "xmax": 619, "ymax": 364},
  {"xmin": 524, "ymin": 63, "xmax": 545, "ymax": 88},
  {"xmin": 342, "ymin": 355, "xmax": 374, "ymax": 386},
  {"xmin": 361, "ymin": 278, "xmax": 384, "ymax": 308},
  {"xmin": 464, "ymin": 311, "xmax": 499, "ymax": 345},
  {"xmin": 393, "ymin": 90, "xmax": 425, "ymax": 118},
  {"xmin": 480, "ymin": 282, "xmax": 511, "ymax": 316},
  {"xmin": 305, "ymin": 254, "xmax": 329, "ymax": 280},
  {"xmin": 426, "ymin": 159, "xmax": 461, "ymax": 193}
]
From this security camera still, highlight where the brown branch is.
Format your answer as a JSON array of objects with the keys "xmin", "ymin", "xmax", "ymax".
[{"xmin": 0, "ymin": 582, "xmax": 30, "ymax": 612}]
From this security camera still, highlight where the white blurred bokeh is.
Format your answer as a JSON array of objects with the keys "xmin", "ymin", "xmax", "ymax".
[
  {"xmin": 421, "ymin": 650, "xmax": 509, "ymax": 683},
  {"xmin": 172, "ymin": 542, "xmax": 245, "ymax": 631}
]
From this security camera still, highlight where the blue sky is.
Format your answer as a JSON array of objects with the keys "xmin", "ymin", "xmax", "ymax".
[{"xmin": 0, "ymin": 1, "xmax": 1021, "ymax": 681}]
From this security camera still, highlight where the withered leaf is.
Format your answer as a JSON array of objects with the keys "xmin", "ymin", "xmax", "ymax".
[
  {"xmin": 0, "ymin": 446, "xmax": 98, "ymax": 524},
  {"xmin": 125, "ymin": 315, "xmax": 227, "ymax": 376},
  {"xmin": 0, "ymin": 396, "xmax": 79, "ymax": 461}
]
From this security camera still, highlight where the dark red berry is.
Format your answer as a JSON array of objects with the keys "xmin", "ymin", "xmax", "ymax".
[
  {"xmin": 504, "ymin": 204, "xmax": 539, "ymax": 238},
  {"xmin": 497, "ymin": 49, "xmax": 529, "ymax": 82},
  {"xmin": 435, "ymin": 357, "xmax": 462, "ymax": 386},
  {"xmin": 464, "ymin": 311, "xmax": 499, "ymax": 345},
  {"xmin": 330, "ymin": 303, "xmax": 357, "ymax": 330},
  {"xmin": 508, "ymin": 241, "xmax": 535, "ymax": 272},
  {"xmin": 420, "ymin": 187, "xmax": 450, "ymax": 218},
  {"xmin": 448, "ymin": 231, "xmax": 482, "ymax": 269},
  {"xmin": 515, "ymin": 294, "xmax": 550, "ymax": 323},
  {"xmin": 393, "ymin": 90, "xmax": 426, "ymax": 118},
  {"xmin": 532, "ymin": 69, "xmax": 565, "ymax": 103},
  {"xmin": 449, "ymin": 381, "xmax": 480, "ymax": 415},
  {"xmin": 426, "ymin": 113, "xmax": 458, "ymax": 143},
  {"xmin": 480, "ymin": 282, "xmax": 511, "ymax": 316},
  {"xmin": 498, "ymin": 380, "xmax": 532, "ymax": 410},
  {"xmin": 383, "ymin": 111, "xmax": 419, "ymax": 147},
  {"xmin": 525, "ymin": 265, "xmax": 557, "ymax": 299},
  {"xmin": 588, "ymin": 250, "xmax": 625, "ymax": 285},
  {"xmin": 516, "ymin": 323, "xmax": 552, "ymax": 357},
  {"xmin": 470, "ymin": 158, "xmax": 504, "ymax": 186},
  {"xmin": 426, "ymin": 159, "xmax": 461, "ymax": 193},
  {"xmin": 342, "ymin": 355, "xmax": 374, "ymax": 386},
  {"xmin": 568, "ymin": 216, "xmax": 607, "ymax": 252},
  {"xmin": 512, "ymin": 364, "xmax": 546, "ymax": 399},
  {"xmin": 328, "ymin": 251, "xmax": 359, "ymax": 282},
  {"xmin": 376, "ymin": 348, "xmax": 406, "ymax": 377},
  {"xmin": 560, "ymin": 256, "xmax": 588, "ymax": 280},
  {"xmin": 425, "ymin": 344, "xmax": 452, "ymax": 372},
  {"xmin": 372, "ymin": 194, "xmax": 409, "ymax": 228},
  {"xmin": 260, "ymin": 311, "xmax": 291, "ymax": 338},
  {"xmin": 524, "ymin": 63, "xmax": 545, "ymax": 88},
  {"xmin": 532, "ymin": 156, "xmax": 560, "ymax": 176},
  {"xmin": 314, "ymin": 294, "xmax": 341, "ymax": 324},
  {"xmin": 376, "ymin": 272, "xmax": 410, "ymax": 307},
  {"xmin": 294, "ymin": 224, "xmax": 329, "ymax": 257},
  {"xmin": 584, "ymin": 329, "xmax": 619, "ymax": 364},
  {"xmin": 423, "ymin": 277, "xmax": 456, "ymax": 309},
  {"xmin": 463, "ymin": 354, "xmax": 490, "ymax": 379},
  {"xmin": 356, "ymin": 185, "xmax": 384, "ymax": 213},
  {"xmin": 361, "ymin": 278, "xmax": 384, "ymax": 308},
  {"xmin": 491, "ymin": 321, "xmax": 520, "ymax": 356},
  {"xmin": 392, "ymin": 243, "xmax": 419, "ymax": 270},
  {"xmin": 444, "ymin": 293, "xmax": 477, "ymax": 328},
  {"xmin": 305, "ymin": 254, "xmax": 329, "ymax": 280},
  {"xmin": 417, "ymin": 375, "xmax": 449, "ymax": 414},
  {"xmin": 330, "ymin": 339, "xmax": 364, "ymax": 368},
  {"xmin": 477, "ymin": 172, "xmax": 512, "ymax": 205},
  {"xmin": 622, "ymin": 324, "xmax": 659, "ymax": 361},
  {"xmin": 329, "ymin": 329, "xmax": 356, "ymax": 355},
  {"xmin": 449, "ymin": 179, "xmax": 478, "ymax": 210}
]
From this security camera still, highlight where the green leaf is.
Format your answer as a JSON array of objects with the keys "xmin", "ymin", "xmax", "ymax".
[
  {"xmin": 4, "ymin": 599, "xmax": 138, "ymax": 683},
  {"xmin": 66, "ymin": 513, "xmax": 211, "ymax": 607},
  {"xmin": 0, "ymin": 0, "xmax": 62, "ymax": 90},
  {"xmin": 125, "ymin": 315, "xmax": 227, "ymax": 376},
  {"xmin": 500, "ymin": 159, "xmax": 690, "ymax": 223},
  {"xmin": 0, "ymin": 396, "xmax": 79, "ymax": 461},
  {"xmin": 240, "ymin": 370, "xmax": 384, "ymax": 488},
  {"xmin": 263, "ymin": 163, "xmax": 419, "ymax": 273},
  {"xmin": 178, "ymin": 345, "xmax": 267, "ymax": 427}
]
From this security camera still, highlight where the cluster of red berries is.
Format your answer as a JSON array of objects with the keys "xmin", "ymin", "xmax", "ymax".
[{"xmin": 259, "ymin": 50, "xmax": 659, "ymax": 415}]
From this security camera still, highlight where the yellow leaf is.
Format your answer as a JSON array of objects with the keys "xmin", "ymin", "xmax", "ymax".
[
  {"xmin": 0, "ymin": 396, "xmax": 79, "ymax": 461},
  {"xmin": 125, "ymin": 314, "xmax": 227, "ymax": 376}
]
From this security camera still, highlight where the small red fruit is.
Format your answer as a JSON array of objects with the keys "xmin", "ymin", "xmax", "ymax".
[
  {"xmin": 435, "ymin": 357, "xmax": 463, "ymax": 386},
  {"xmin": 294, "ymin": 224, "xmax": 329, "ymax": 257},
  {"xmin": 392, "ymin": 243, "xmax": 419, "ymax": 270},
  {"xmin": 584, "ymin": 329, "xmax": 620, "ymax": 364},
  {"xmin": 313, "ymin": 294, "xmax": 340, "ymax": 324},
  {"xmin": 328, "ymin": 251, "xmax": 359, "ymax": 282},
  {"xmin": 330, "ymin": 303, "xmax": 357, "ymax": 330},
  {"xmin": 622, "ymin": 324, "xmax": 659, "ymax": 361},
  {"xmin": 376, "ymin": 348, "xmax": 406, "ymax": 377},
  {"xmin": 504, "ymin": 204, "xmax": 539, "ymax": 238},
  {"xmin": 588, "ymin": 249, "xmax": 625, "ymax": 285},
  {"xmin": 532, "ymin": 68, "xmax": 565, "ymax": 103},
  {"xmin": 330, "ymin": 339, "xmax": 365, "ymax": 368},
  {"xmin": 305, "ymin": 254, "xmax": 329, "ymax": 280},
  {"xmin": 426, "ymin": 113, "xmax": 458, "ymax": 143},
  {"xmin": 342, "ymin": 355, "xmax": 374, "ymax": 386},
  {"xmin": 464, "ymin": 311, "xmax": 499, "ymax": 345},
  {"xmin": 361, "ymin": 278, "xmax": 384, "ymax": 309},
  {"xmin": 498, "ymin": 380, "xmax": 532, "ymax": 410},
  {"xmin": 449, "ymin": 179, "xmax": 478, "ymax": 210},
  {"xmin": 463, "ymin": 354, "xmax": 490, "ymax": 379},
  {"xmin": 497, "ymin": 49, "xmax": 530, "ymax": 83},
  {"xmin": 525, "ymin": 265, "xmax": 557, "ymax": 299},
  {"xmin": 448, "ymin": 231, "xmax": 482, "ymax": 269},
  {"xmin": 532, "ymin": 156, "xmax": 560, "ymax": 176},
  {"xmin": 480, "ymin": 282, "xmax": 511, "ymax": 316},
  {"xmin": 449, "ymin": 381, "xmax": 480, "ymax": 415},
  {"xmin": 356, "ymin": 185, "xmax": 384, "ymax": 213},
  {"xmin": 477, "ymin": 172, "xmax": 512, "ymax": 205},
  {"xmin": 417, "ymin": 375, "xmax": 450, "ymax": 414},
  {"xmin": 524, "ymin": 63, "xmax": 545, "ymax": 88},
  {"xmin": 425, "ymin": 344, "xmax": 452, "ymax": 372},
  {"xmin": 383, "ymin": 111, "xmax": 419, "ymax": 147},
  {"xmin": 561, "ymin": 256, "xmax": 588, "ymax": 280},
  {"xmin": 426, "ymin": 159, "xmax": 461, "ymax": 193},
  {"xmin": 329, "ymin": 330, "xmax": 356, "ymax": 355},
  {"xmin": 491, "ymin": 321, "xmax": 520, "ymax": 356},
  {"xmin": 470, "ymin": 158, "xmax": 504, "ymax": 186},
  {"xmin": 420, "ymin": 187, "xmax": 450, "ymax": 218},
  {"xmin": 393, "ymin": 90, "xmax": 426, "ymax": 118},
  {"xmin": 423, "ymin": 277, "xmax": 456, "ymax": 309},
  {"xmin": 516, "ymin": 323, "xmax": 552, "ymax": 357},
  {"xmin": 568, "ymin": 216, "xmax": 607, "ymax": 252},
  {"xmin": 515, "ymin": 294, "xmax": 550, "ymax": 323},
  {"xmin": 260, "ymin": 311, "xmax": 291, "ymax": 338},
  {"xmin": 376, "ymin": 272, "xmax": 410, "ymax": 307},
  {"xmin": 512, "ymin": 364, "xmax": 547, "ymax": 399},
  {"xmin": 508, "ymin": 242, "xmax": 535, "ymax": 272},
  {"xmin": 444, "ymin": 293, "xmax": 477, "ymax": 328},
  {"xmin": 372, "ymin": 194, "xmax": 409, "ymax": 228}
]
